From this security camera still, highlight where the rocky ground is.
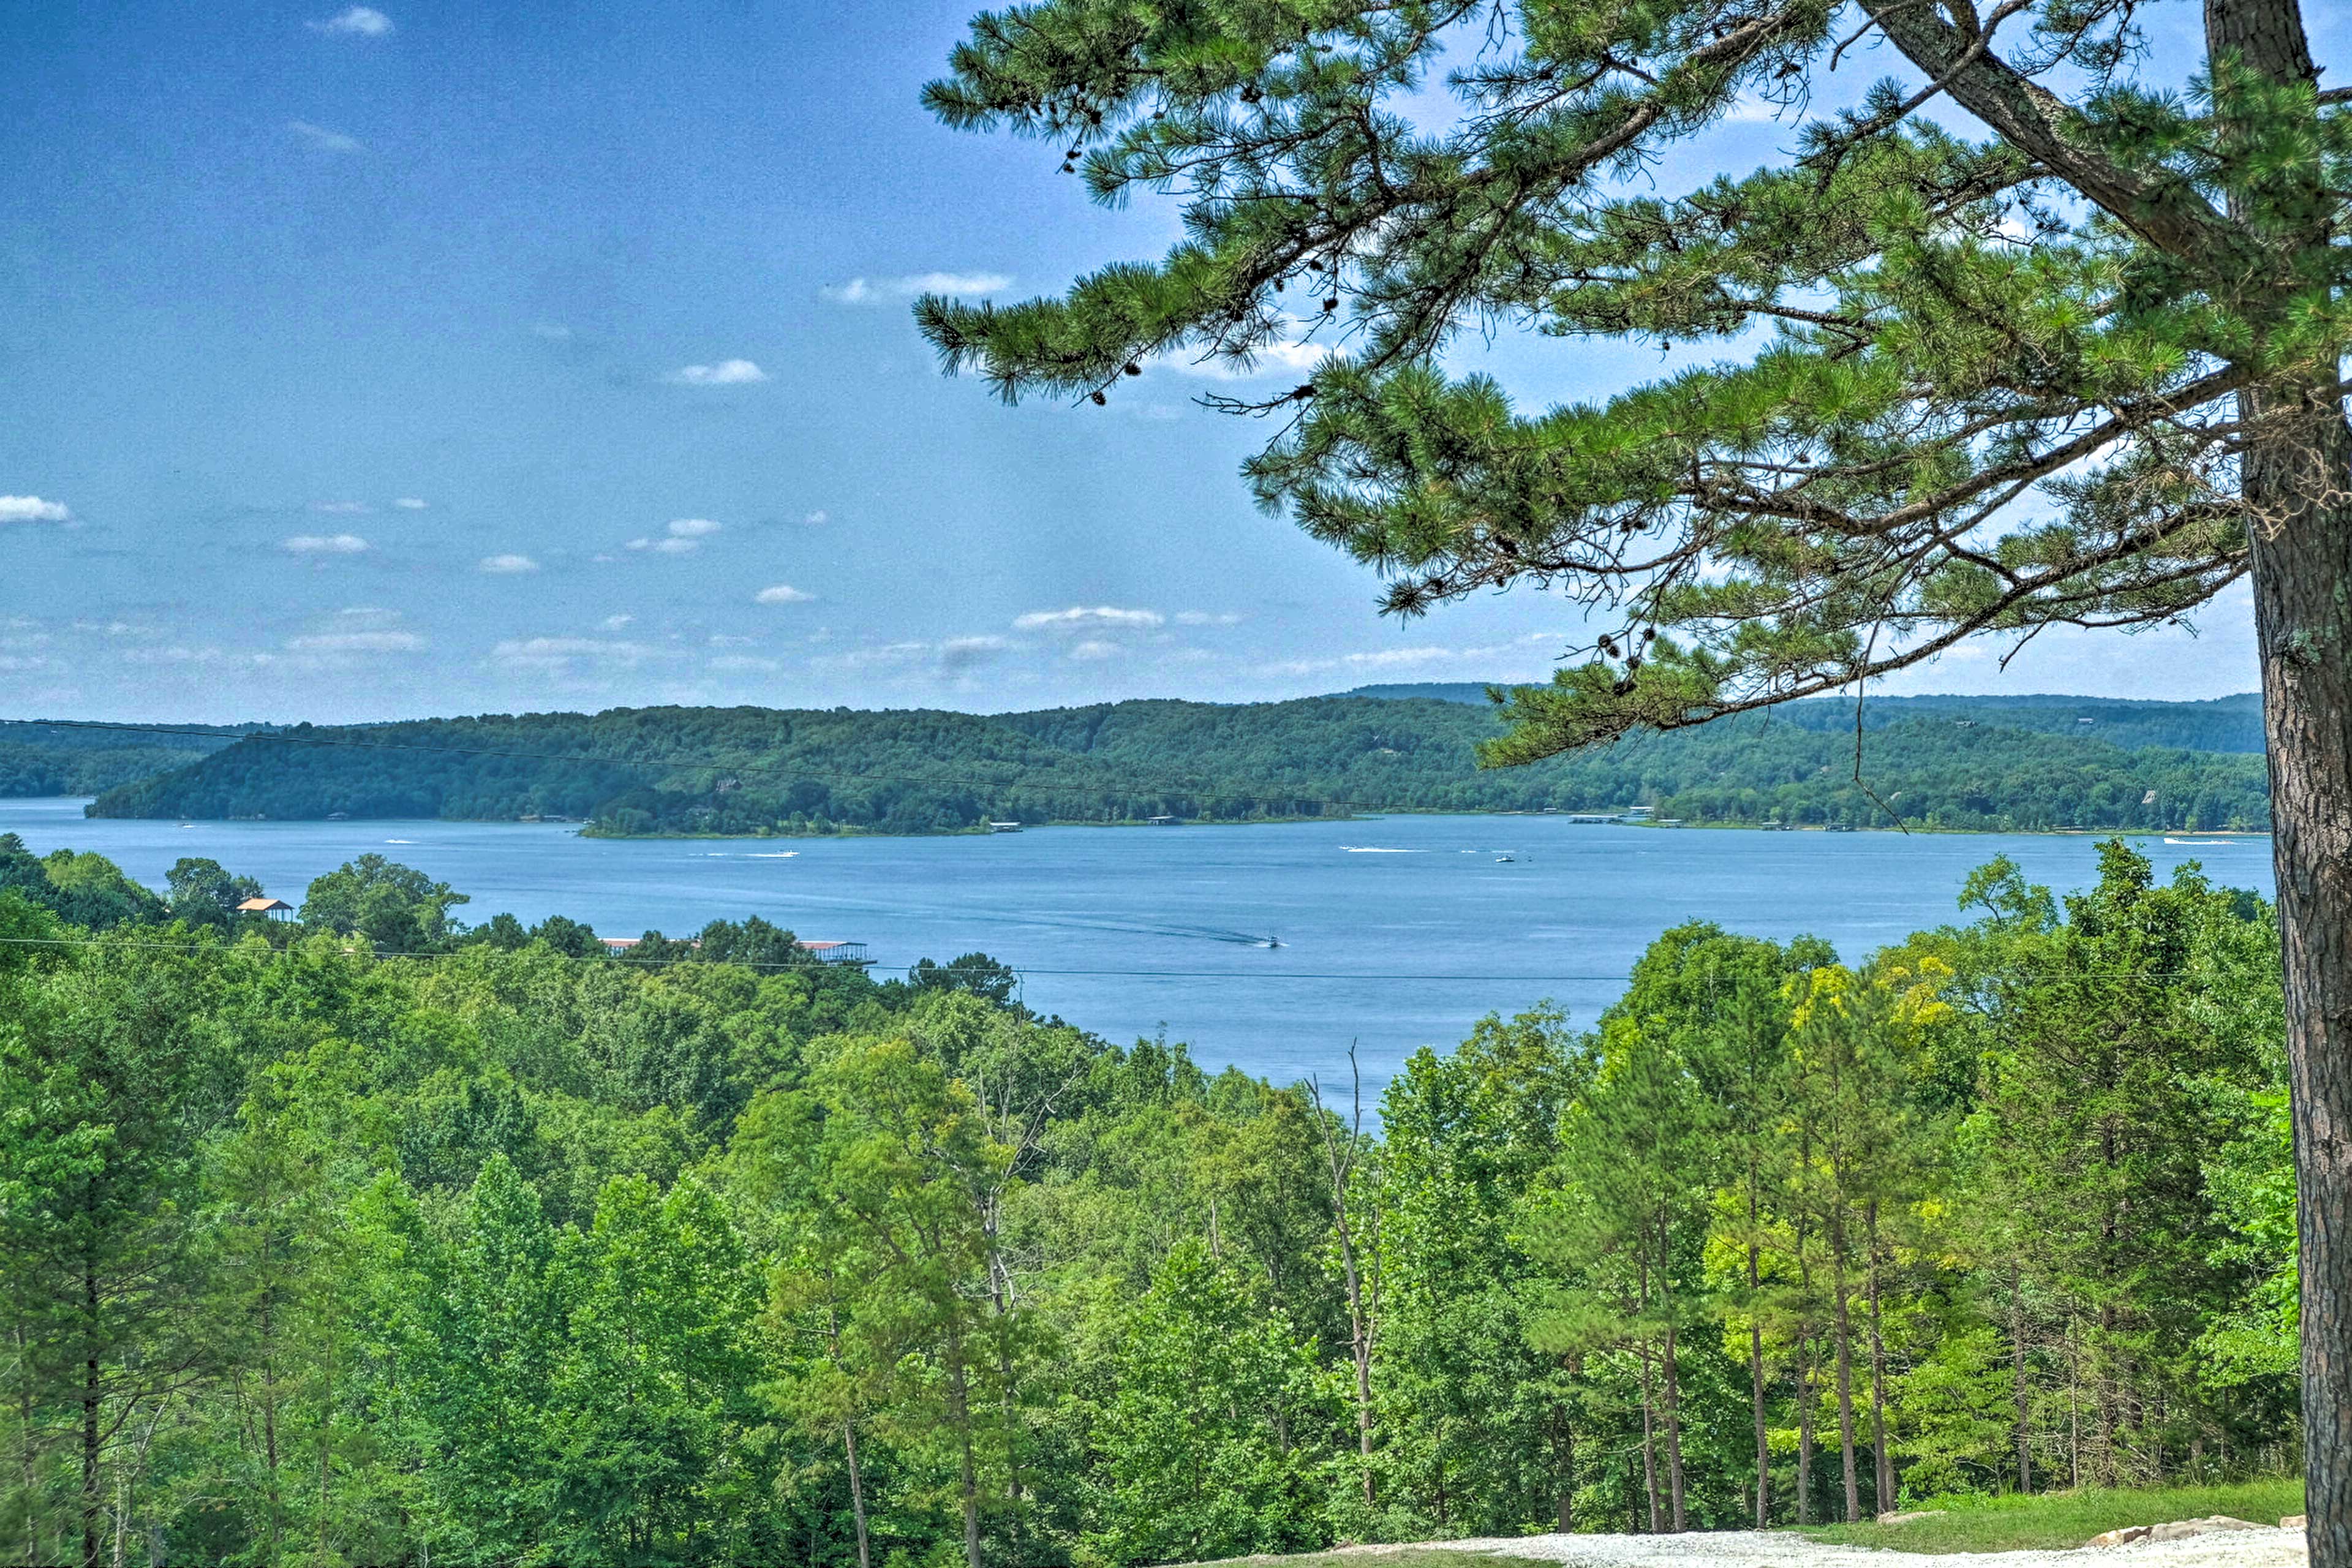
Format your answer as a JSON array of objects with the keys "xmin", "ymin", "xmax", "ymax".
[{"xmin": 1289, "ymin": 1524, "xmax": 2307, "ymax": 1567}]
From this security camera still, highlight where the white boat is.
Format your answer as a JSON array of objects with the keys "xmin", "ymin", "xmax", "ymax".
[{"xmin": 2165, "ymin": 837, "xmax": 2234, "ymax": 846}]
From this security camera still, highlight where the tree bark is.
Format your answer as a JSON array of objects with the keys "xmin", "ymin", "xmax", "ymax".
[
  {"xmin": 1796, "ymin": 1335, "xmax": 1815, "ymax": 1526},
  {"xmin": 843, "ymin": 1422, "xmax": 871, "ymax": 1568},
  {"xmin": 1831, "ymin": 1219, "xmax": 1860, "ymax": 1523},
  {"xmin": 2198, "ymin": 0, "xmax": 2349, "ymax": 1559},
  {"xmin": 1867, "ymin": 1202, "xmax": 1893, "ymax": 1513},
  {"xmin": 1662, "ymin": 1320, "xmax": 1687, "ymax": 1532},
  {"xmin": 81, "ymin": 1263, "xmax": 100, "ymax": 1568},
  {"xmin": 1639, "ymin": 1349, "xmax": 1662, "ymax": 1534},
  {"xmin": 2245, "ymin": 390, "xmax": 2352, "ymax": 1568},
  {"xmin": 2010, "ymin": 1261, "xmax": 2033, "ymax": 1494},
  {"xmin": 1749, "ymin": 1188, "xmax": 1768, "ymax": 1528}
]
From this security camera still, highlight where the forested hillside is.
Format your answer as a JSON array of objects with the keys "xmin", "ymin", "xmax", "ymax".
[
  {"xmin": 1342, "ymin": 687, "xmax": 2270, "ymax": 753},
  {"xmin": 0, "ymin": 834, "xmax": 2297, "ymax": 1563},
  {"xmin": 0, "ymin": 720, "xmax": 241, "ymax": 797},
  {"xmin": 81, "ymin": 696, "xmax": 2274, "ymax": 835}
]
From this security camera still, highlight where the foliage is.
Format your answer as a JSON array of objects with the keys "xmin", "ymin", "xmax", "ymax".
[
  {"xmin": 83, "ymin": 695, "xmax": 2272, "ymax": 834},
  {"xmin": 0, "ymin": 835, "xmax": 2299, "ymax": 1564}
]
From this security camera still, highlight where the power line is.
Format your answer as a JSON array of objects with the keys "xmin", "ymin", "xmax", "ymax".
[
  {"xmin": 25, "ymin": 717, "xmax": 1533, "ymax": 821},
  {"xmin": 0, "ymin": 932, "xmax": 2259, "ymax": 989},
  {"xmin": 0, "ymin": 932, "xmax": 1627, "ymax": 984}
]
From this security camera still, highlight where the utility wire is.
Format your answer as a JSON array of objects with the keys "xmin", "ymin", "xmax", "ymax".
[
  {"xmin": 0, "ymin": 933, "xmax": 2261, "ymax": 989},
  {"xmin": 0, "ymin": 932, "xmax": 1627, "ymax": 984}
]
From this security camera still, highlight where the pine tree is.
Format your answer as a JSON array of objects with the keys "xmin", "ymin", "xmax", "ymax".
[{"xmin": 918, "ymin": 7, "xmax": 2352, "ymax": 1550}]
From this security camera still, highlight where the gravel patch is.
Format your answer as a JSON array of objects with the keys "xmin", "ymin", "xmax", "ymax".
[{"xmin": 1374, "ymin": 1527, "xmax": 2309, "ymax": 1567}]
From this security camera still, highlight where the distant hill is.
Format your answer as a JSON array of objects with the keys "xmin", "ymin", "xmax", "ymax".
[
  {"xmin": 0, "ymin": 721, "xmax": 247, "ymax": 798},
  {"xmin": 85, "ymin": 696, "xmax": 2272, "ymax": 835},
  {"xmin": 1338, "ymin": 685, "xmax": 2267, "ymax": 753}
]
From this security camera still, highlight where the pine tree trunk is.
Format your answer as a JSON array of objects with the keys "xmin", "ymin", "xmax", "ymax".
[
  {"xmin": 844, "ymin": 1422, "xmax": 871, "ymax": 1568},
  {"xmin": 1748, "ymin": 1187, "xmax": 1768, "ymax": 1528},
  {"xmin": 1868, "ymin": 1202, "xmax": 1893, "ymax": 1513},
  {"xmin": 2244, "ymin": 392, "xmax": 2352, "ymax": 1568},
  {"xmin": 1832, "ymin": 1242, "xmax": 1860, "ymax": 1523},
  {"xmin": 1662, "ymin": 1321, "xmax": 1687, "ymax": 1532},
  {"xmin": 81, "ymin": 1263, "xmax": 100, "ymax": 1568},
  {"xmin": 1639, "ymin": 1351, "xmax": 1661, "ymax": 1533},
  {"xmin": 2195, "ymin": 0, "xmax": 2350, "ymax": 1558},
  {"xmin": 944, "ymin": 1324, "xmax": 981, "ymax": 1568},
  {"xmin": 1796, "ymin": 1335, "xmax": 1815, "ymax": 1526},
  {"xmin": 2010, "ymin": 1262, "xmax": 2032, "ymax": 1494}
]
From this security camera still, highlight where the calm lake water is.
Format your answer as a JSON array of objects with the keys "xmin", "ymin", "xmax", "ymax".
[{"xmin": 1, "ymin": 798, "xmax": 2275, "ymax": 1096}]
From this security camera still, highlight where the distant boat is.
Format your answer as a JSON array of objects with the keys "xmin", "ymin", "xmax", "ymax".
[
  {"xmin": 2165, "ymin": 837, "xmax": 2233, "ymax": 846},
  {"xmin": 1494, "ymin": 854, "xmax": 1515, "ymax": 863}
]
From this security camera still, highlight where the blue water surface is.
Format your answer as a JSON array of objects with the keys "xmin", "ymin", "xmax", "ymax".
[{"xmin": 0, "ymin": 799, "xmax": 2274, "ymax": 1096}]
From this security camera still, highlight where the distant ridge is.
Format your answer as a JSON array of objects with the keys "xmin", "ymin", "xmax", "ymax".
[
  {"xmin": 1336, "ymin": 685, "xmax": 2267, "ymax": 754},
  {"xmin": 72, "ymin": 693, "xmax": 2272, "ymax": 836}
]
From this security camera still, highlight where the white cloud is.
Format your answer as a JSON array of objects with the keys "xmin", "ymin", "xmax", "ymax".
[
  {"xmin": 123, "ymin": 645, "xmax": 274, "ymax": 668},
  {"xmin": 312, "ymin": 500, "xmax": 371, "ymax": 514},
  {"xmin": 1175, "ymin": 610, "xmax": 1245, "ymax": 626},
  {"xmin": 393, "ymin": 497, "xmax": 428, "ymax": 510},
  {"xmin": 287, "ymin": 121, "xmax": 364, "ymax": 154},
  {"xmin": 282, "ymin": 533, "xmax": 369, "ymax": 554},
  {"xmin": 663, "ymin": 359, "xmax": 768, "ymax": 386},
  {"xmin": 755, "ymin": 584, "xmax": 813, "ymax": 605},
  {"xmin": 666, "ymin": 517, "xmax": 722, "ymax": 538},
  {"xmin": 802, "ymin": 510, "xmax": 829, "ymax": 526},
  {"xmin": 309, "ymin": 6, "xmax": 392, "ymax": 36},
  {"xmin": 478, "ymin": 554, "xmax": 540, "ymax": 574},
  {"xmin": 1013, "ymin": 605, "xmax": 1166, "ymax": 631},
  {"xmin": 822, "ymin": 271, "xmax": 1011, "ymax": 304},
  {"xmin": 709, "ymin": 654, "xmax": 782, "ymax": 673},
  {"xmin": 0, "ymin": 496, "xmax": 71, "ymax": 524},
  {"xmin": 625, "ymin": 535, "xmax": 701, "ymax": 555},
  {"xmin": 600, "ymin": 613, "xmax": 636, "ymax": 630},
  {"xmin": 287, "ymin": 630, "xmax": 423, "ymax": 653},
  {"xmin": 492, "ymin": 636, "xmax": 656, "ymax": 669},
  {"xmin": 1159, "ymin": 339, "xmax": 1323, "ymax": 380},
  {"xmin": 1068, "ymin": 639, "xmax": 1123, "ymax": 661}
]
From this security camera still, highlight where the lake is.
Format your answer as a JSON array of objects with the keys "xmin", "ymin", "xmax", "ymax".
[{"xmin": 0, "ymin": 797, "xmax": 2275, "ymax": 1096}]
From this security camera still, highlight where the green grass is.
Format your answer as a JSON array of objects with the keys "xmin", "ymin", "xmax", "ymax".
[{"xmin": 1801, "ymin": 1477, "xmax": 2305, "ymax": 1553}]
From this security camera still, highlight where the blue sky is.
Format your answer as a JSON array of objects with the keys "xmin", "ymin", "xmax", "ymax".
[{"xmin": 0, "ymin": 1, "xmax": 2272, "ymax": 723}]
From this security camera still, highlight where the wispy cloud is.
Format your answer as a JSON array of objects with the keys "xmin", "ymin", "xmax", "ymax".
[
  {"xmin": 287, "ymin": 630, "xmax": 423, "ymax": 653},
  {"xmin": 600, "ymin": 613, "xmax": 636, "ymax": 631},
  {"xmin": 663, "ymin": 359, "xmax": 767, "ymax": 386},
  {"xmin": 1159, "ymin": 339, "xmax": 1324, "ymax": 380},
  {"xmin": 1013, "ymin": 606, "xmax": 1166, "ymax": 631},
  {"xmin": 709, "ymin": 654, "xmax": 782, "ymax": 673},
  {"xmin": 308, "ymin": 6, "xmax": 392, "ymax": 36},
  {"xmin": 287, "ymin": 121, "xmax": 364, "ymax": 154},
  {"xmin": 665, "ymin": 517, "xmax": 722, "ymax": 539},
  {"xmin": 0, "ymin": 496, "xmax": 71, "ymax": 525},
  {"xmin": 1175, "ymin": 610, "xmax": 1245, "ymax": 626},
  {"xmin": 311, "ymin": 499, "xmax": 371, "ymax": 514},
  {"xmin": 492, "ymin": 636, "xmax": 657, "ymax": 670},
  {"xmin": 1068, "ymin": 639, "xmax": 1123, "ymax": 661},
  {"xmin": 755, "ymin": 584, "xmax": 813, "ymax": 605},
  {"xmin": 625, "ymin": 535, "xmax": 700, "ymax": 555},
  {"xmin": 282, "ymin": 533, "xmax": 369, "ymax": 554},
  {"xmin": 823, "ymin": 271, "xmax": 1012, "ymax": 304},
  {"xmin": 802, "ymin": 510, "xmax": 829, "ymax": 526},
  {"xmin": 393, "ymin": 497, "xmax": 428, "ymax": 510},
  {"xmin": 478, "ymin": 554, "xmax": 540, "ymax": 574}
]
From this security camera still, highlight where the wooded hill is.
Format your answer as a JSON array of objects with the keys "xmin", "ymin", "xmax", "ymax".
[
  {"xmin": 0, "ymin": 720, "xmax": 243, "ymax": 798},
  {"xmin": 75, "ymin": 693, "xmax": 2272, "ymax": 834}
]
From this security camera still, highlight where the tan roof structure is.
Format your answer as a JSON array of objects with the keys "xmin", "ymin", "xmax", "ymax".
[{"xmin": 236, "ymin": 896, "xmax": 294, "ymax": 914}]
